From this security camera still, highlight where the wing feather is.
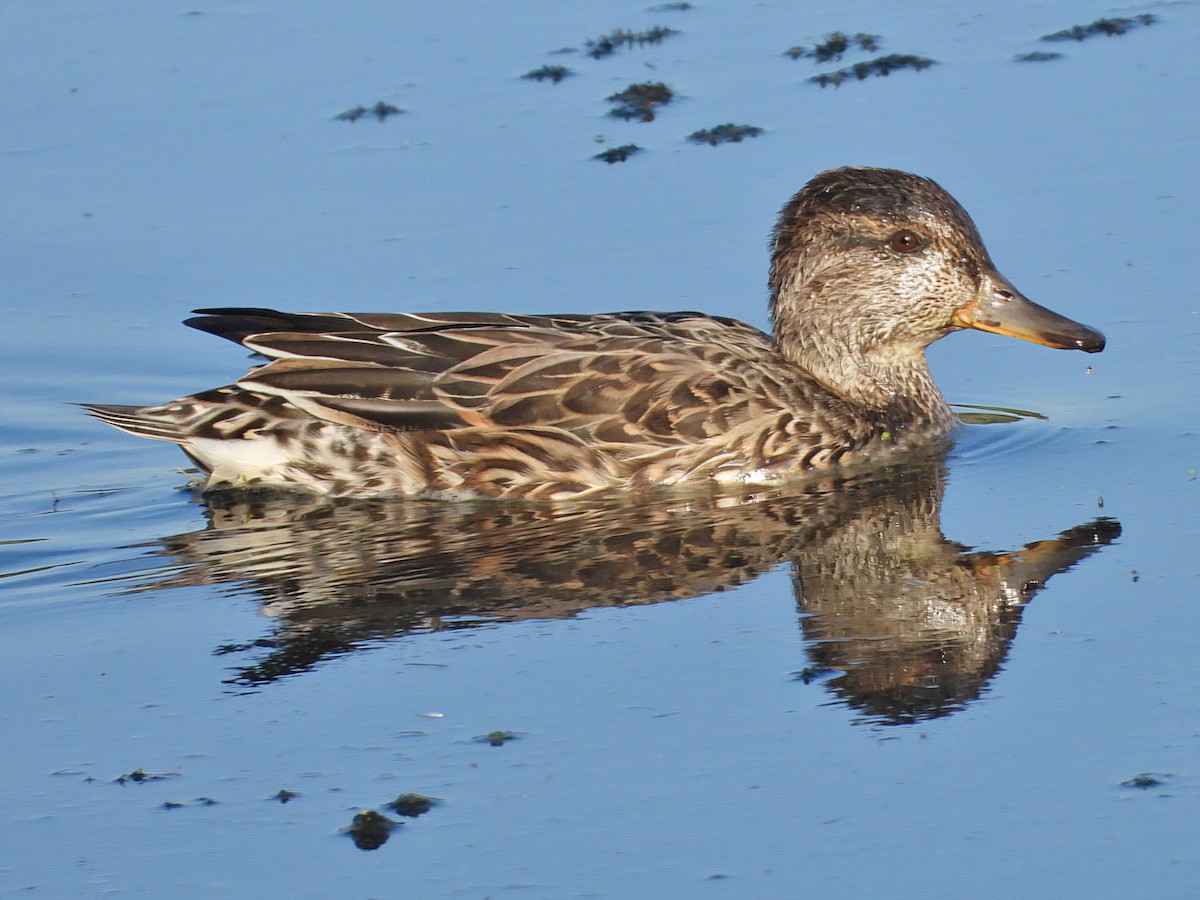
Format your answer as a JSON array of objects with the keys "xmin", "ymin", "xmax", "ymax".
[{"xmin": 182, "ymin": 307, "xmax": 800, "ymax": 445}]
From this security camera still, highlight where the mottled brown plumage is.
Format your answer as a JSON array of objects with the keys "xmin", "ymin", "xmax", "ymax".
[{"xmin": 84, "ymin": 167, "xmax": 1104, "ymax": 499}]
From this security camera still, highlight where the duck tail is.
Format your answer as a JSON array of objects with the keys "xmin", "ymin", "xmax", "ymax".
[{"xmin": 78, "ymin": 403, "xmax": 189, "ymax": 443}]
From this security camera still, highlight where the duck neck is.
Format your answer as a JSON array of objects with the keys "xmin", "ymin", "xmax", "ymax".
[{"xmin": 770, "ymin": 285, "xmax": 956, "ymax": 434}]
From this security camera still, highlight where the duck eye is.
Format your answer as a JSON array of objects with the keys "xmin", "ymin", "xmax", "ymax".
[{"xmin": 888, "ymin": 229, "xmax": 924, "ymax": 253}]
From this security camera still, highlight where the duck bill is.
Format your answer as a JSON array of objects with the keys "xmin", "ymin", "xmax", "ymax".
[{"xmin": 952, "ymin": 273, "xmax": 1105, "ymax": 353}]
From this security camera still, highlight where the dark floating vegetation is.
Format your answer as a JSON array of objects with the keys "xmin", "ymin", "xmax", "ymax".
[
  {"xmin": 785, "ymin": 29, "xmax": 935, "ymax": 87},
  {"xmin": 1014, "ymin": 51, "xmax": 1063, "ymax": 63},
  {"xmin": 810, "ymin": 54, "xmax": 936, "ymax": 88},
  {"xmin": 345, "ymin": 809, "xmax": 401, "ymax": 850},
  {"xmin": 477, "ymin": 730, "xmax": 521, "ymax": 746},
  {"xmin": 522, "ymin": 64, "xmax": 573, "ymax": 83},
  {"xmin": 687, "ymin": 123, "xmax": 763, "ymax": 146},
  {"xmin": 384, "ymin": 793, "xmax": 439, "ymax": 817},
  {"xmin": 335, "ymin": 102, "xmax": 403, "ymax": 122},
  {"xmin": 649, "ymin": 2, "xmax": 693, "ymax": 10},
  {"xmin": 1041, "ymin": 14, "xmax": 1156, "ymax": 42},
  {"xmin": 115, "ymin": 767, "xmax": 181, "ymax": 785},
  {"xmin": 528, "ymin": 23, "xmax": 931, "ymax": 159},
  {"xmin": 786, "ymin": 31, "xmax": 880, "ymax": 62},
  {"xmin": 158, "ymin": 797, "xmax": 217, "ymax": 809},
  {"xmin": 593, "ymin": 144, "xmax": 642, "ymax": 164},
  {"xmin": 607, "ymin": 82, "xmax": 674, "ymax": 121},
  {"xmin": 585, "ymin": 26, "xmax": 678, "ymax": 59}
]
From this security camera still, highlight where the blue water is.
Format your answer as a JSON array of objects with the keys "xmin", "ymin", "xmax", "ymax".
[{"xmin": 2, "ymin": 1, "xmax": 1198, "ymax": 897}]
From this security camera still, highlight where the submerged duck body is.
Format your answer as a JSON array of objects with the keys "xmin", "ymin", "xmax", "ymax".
[{"xmin": 86, "ymin": 167, "xmax": 1104, "ymax": 500}]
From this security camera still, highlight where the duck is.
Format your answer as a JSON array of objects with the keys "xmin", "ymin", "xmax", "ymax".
[{"xmin": 85, "ymin": 166, "xmax": 1104, "ymax": 501}]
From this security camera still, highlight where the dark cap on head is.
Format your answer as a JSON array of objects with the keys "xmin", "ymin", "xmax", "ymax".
[{"xmin": 778, "ymin": 166, "xmax": 981, "ymax": 236}]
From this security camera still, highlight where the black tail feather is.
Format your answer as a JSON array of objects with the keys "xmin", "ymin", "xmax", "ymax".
[{"xmin": 187, "ymin": 308, "xmax": 363, "ymax": 345}]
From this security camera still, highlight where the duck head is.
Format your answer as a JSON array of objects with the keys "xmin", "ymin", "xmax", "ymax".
[{"xmin": 769, "ymin": 166, "xmax": 1104, "ymax": 419}]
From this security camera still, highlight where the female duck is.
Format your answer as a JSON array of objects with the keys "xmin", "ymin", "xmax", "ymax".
[{"xmin": 86, "ymin": 167, "xmax": 1104, "ymax": 500}]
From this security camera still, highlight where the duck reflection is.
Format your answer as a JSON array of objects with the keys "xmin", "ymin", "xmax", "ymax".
[{"xmin": 136, "ymin": 461, "xmax": 1118, "ymax": 723}]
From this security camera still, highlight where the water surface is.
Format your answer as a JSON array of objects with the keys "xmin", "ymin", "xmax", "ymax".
[{"xmin": 2, "ymin": 1, "xmax": 1198, "ymax": 896}]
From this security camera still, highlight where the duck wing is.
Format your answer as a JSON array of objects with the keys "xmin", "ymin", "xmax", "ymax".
[{"xmin": 187, "ymin": 308, "xmax": 793, "ymax": 446}]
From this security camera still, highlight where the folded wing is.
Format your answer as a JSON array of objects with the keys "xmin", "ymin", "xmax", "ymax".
[{"xmin": 186, "ymin": 308, "xmax": 793, "ymax": 448}]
